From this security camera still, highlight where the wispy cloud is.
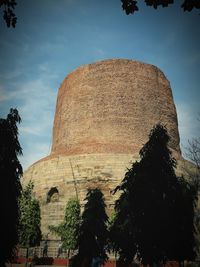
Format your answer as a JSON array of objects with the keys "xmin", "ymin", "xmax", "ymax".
[
  {"xmin": 0, "ymin": 85, "xmax": 18, "ymax": 102},
  {"xmin": 19, "ymin": 143, "xmax": 51, "ymax": 171},
  {"xmin": 1, "ymin": 0, "xmax": 199, "ymax": 170},
  {"xmin": 17, "ymin": 77, "xmax": 56, "ymax": 169},
  {"xmin": 0, "ymin": 69, "xmax": 24, "ymax": 80},
  {"xmin": 0, "ymin": 65, "xmax": 58, "ymax": 169}
]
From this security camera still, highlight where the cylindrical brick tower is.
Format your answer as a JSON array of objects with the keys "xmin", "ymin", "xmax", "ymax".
[{"xmin": 22, "ymin": 59, "xmax": 182, "ymax": 238}]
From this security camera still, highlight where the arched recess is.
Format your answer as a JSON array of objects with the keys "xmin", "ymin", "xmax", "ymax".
[{"xmin": 47, "ymin": 187, "xmax": 59, "ymax": 203}]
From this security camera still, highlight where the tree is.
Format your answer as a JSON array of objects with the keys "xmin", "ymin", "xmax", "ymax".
[
  {"xmin": 185, "ymin": 121, "xmax": 200, "ymax": 259},
  {"xmin": 0, "ymin": 0, "xmax": 17, "ymax": 27},
  {"xmin": 107, "ymin": 211, "xmax": 117, "ymax": 252},
  {"xmin": 112, "ymin": 124, "xmax": 196, "ymax": 266},
  {"xmin": 18, "ymin": 181, "xmax": 41, "ymax": 265},
  {"xmin": 0, "ymin": 108, "xmax": 22, "ymax": 266},
  {"xmin": 109, "ymin": 192, "xmax": 137, "ymax": 264},
  {"xmin": 49, "ymin": 197, "xmax": 81, "ymax": 257},
  {"xmin": 76, "ymin": 188, "xmax": 108, "ymax": 266},
  {"xmin": 186, "ymin": 137, "xmax": 200, "ymax": 190},
  {"xmin": 1, "ymin": 0, "xmax": 199, "ymax": 28},
  {"xmin": 176, "ymin": 177, "xmax": 197, "ymax": 266},
  {"xmin": 121, "ymin": 0, "xmax": 200, "ymax": 15}
]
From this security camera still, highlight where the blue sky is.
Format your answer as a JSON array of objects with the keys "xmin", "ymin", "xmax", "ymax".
[{"xmin": 0, "ymin": 0, "xmax": 199, "ymax": 170}]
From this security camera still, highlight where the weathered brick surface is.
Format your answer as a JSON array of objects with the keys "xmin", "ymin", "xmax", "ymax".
[
  {"xmin": 22, "ymin": 59, "xmax": 184, "ymax": 238},
  {"xmin": 52, "ymin": 59, "xmax": 181, "ymax": 158}
]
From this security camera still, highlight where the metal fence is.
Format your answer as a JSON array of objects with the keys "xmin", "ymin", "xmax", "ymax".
[
  {"xmin": 17, "ymin": 239, "xmax": 117, "ymax": 260},
  {"xmin": 17, "ymin": 240, "xmax": 69, "ymax": 259}
]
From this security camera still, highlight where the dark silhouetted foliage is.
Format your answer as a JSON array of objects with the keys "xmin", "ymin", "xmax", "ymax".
[
  {"xmin": 76, "ymin": 188, "xmax": 108, "ymax": 266},
  {"xmin": 34, "ymin": 256, "xmax": 54, "ymax": 265},
  {"xmin": 176, "ymin": 177, "xmax": 198, "ymax": 263},
  {"xmin": 1, "ymin": 0, "xmax": 199, "ymax": 28},
  {"xmin": 111, "ymin": 124, "xmax": 196, "ymax": 266},
  {"xmin": 121, "ymin": 0, "xmax": 200, "ymax": 14},
  {"xmin": 0, "ymin": 0, "xmax": 17, "ymax": 27},
  {"xmin": 0, "ymin": 108, "xmax": 22, "ymax": 266}
]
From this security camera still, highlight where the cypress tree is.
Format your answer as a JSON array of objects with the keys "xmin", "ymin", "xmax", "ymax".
[
  {"xmin": 112, "ymin": 124, "xmax": 196, "ymax": 266},
  {"xmin": 77, "ymin": 188, "xmax": 108, "ymax": 266},
  {"xmin": 18, "ymin": 181, "xmax": 41, "ymax": 265}
]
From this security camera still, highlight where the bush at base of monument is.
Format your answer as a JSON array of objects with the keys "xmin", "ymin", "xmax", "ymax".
[
  {"xmin": 18, "ymin": 181, "xmax": 42, "ymax": 263},
  {"xmin": 49, "ymin": 197, "xmax": 81, "ymax": 257}
]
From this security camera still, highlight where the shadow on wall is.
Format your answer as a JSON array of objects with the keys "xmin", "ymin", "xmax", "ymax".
[{"xmin": 47, "ymin": 187, "xmax": 59, "ymax": 203}]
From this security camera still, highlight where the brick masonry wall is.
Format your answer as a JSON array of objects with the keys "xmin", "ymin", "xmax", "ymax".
[
  {"xmin": 51, "ymin": 59, "xmax": 181, "ymax": 158},
  {"xmin": 22, "ymin": 59, "xmax": 186, "ymax": 238}
]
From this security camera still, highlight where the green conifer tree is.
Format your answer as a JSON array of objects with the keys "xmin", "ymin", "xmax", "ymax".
[
  {"xmin": 18, "ymin": 181, "xmax": 41, "ymax": 265},
  {"xmin": 77, "ymin": 188, "xmax": 108, "ymax": 266},
  {"xmin": 49, "ymin": 197, "xmax": 81, "ymax": 257},
  {"xmin": 112, "ymin": 124, "xmax": 196, "ymax": 266}
]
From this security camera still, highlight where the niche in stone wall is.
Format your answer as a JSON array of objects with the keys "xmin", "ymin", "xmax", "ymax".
[{"xmin": 47, "ymin": 187, "xmax": 59, "ymax": 203}]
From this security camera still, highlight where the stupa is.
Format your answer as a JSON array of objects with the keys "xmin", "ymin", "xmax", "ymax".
[{"xmin": 23, "ymin": 59, "xmax": 183, "ymax": 237}]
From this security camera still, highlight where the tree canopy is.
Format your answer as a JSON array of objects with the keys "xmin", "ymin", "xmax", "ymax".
[
  {"xmin": 49, "ymin": 197, "xmax": 81, "ymax": 256},
  {"xmin": 1, "ymin": 0, "xmax": 199, "ymax": 28},
  {"xmin": 185, "ymin": 118, "xmax": 200, "ymax": 258},
  {"xmin": 77, "ymin": 188, "xmax": 108, "ymax": 265},
  {"xmin": 186, "ymin": 136, "xmax": 200, "ymax": 190},
  {"xmin": 121, "ymin": 0, "xmax": 200, "ymax": 15},
  {"xmin": 18, "ymin": 181, "xmax": 41, "ymax": 248},
  {"xmin": 0, "ymin": 0, "xmax": 17, "ymax": 27},
  {"xmin": 111, "ymin": 124, "xmax": 196, "ymax": 266},
  {"xmin": 0, "ymin": 108, "xmax": 22, "ymax": 266}
]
